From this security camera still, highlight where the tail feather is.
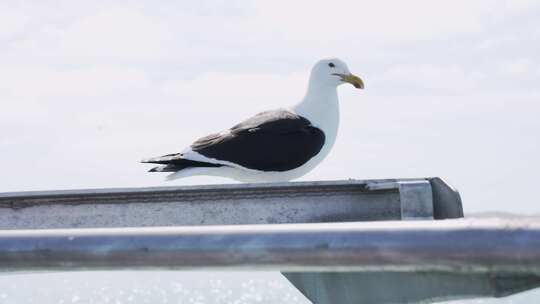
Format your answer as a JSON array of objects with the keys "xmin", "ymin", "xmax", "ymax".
[
  {"xmin": 142, "ymin": 153, "xmax": 222, "ymax": 173},
  {"xmin": 148, "ymin": 164, "xmax": 179, "ymax": 172},
  {"xmin": 141, "ymin": 153, "xmax": 183, "ymax": 165}
]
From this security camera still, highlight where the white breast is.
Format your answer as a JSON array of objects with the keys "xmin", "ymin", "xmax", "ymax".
[{"xmin": 275, "ymin": 86, "xmax": 340, "ymax": 181}]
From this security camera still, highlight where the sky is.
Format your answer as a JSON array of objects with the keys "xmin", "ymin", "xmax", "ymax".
[
  {"xmin": 1, "ymin": 2, "xmax": 540, "ymax": 303},
  {"xmin": 1, "ymin": 0, "xmax": 540, "ymax": 214}
]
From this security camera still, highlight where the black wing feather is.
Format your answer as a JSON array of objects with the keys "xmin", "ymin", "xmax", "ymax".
[{"xmin": 191, "ymin": 110, "xmax": 325, "ymax": 172}]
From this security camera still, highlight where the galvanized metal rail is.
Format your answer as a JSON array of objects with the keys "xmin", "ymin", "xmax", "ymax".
[
  {"xmin": 0, "ymin": 219, "xmax": 538, "ymax": 273},
  {"xmin": 0, "ymin": 177, "xmax": 461, "ymax": 229}
]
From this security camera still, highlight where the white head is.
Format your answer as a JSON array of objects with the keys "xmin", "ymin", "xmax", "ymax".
[{"xmin": 309, "ymin": 58, "xmax": 364, "ymax": 89}]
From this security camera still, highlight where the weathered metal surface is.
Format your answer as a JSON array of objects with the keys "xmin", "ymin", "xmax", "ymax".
[
  {"xmin": 398, "ymin": 180, "xmax": 433, "ymax": 220},
  {"xmin": 0, "ymin": 219, "xmax": 539, "ymax": 273},
  {"xmin": 283, "ymin": 272, "xmax": 540, "ymax": 304},
  {"xmin": 430, "ymin": 177, "xmax": 464, "ymax": 219},
  {"xmin": 0, "ymin": 178, "xmax": 461, "ymax": 229}
]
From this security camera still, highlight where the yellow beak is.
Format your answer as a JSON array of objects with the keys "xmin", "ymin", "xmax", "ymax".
[{"xmin": 334, "ymin": 73, "xmax": 364, "ymax": 89}]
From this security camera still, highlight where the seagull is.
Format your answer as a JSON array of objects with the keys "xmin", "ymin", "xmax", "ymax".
[{"xmin": 142, "ymin": 58, "xmax": 364, "ymax": 182}]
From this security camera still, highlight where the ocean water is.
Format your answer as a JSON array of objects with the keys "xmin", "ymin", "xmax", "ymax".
[
  {"xmin": 0, "ymin": 271, "xmax": 539, "ymax": 304},
  {"xmin": 0, "ymin": 272, "xmax": 307, "ymax": 304}
]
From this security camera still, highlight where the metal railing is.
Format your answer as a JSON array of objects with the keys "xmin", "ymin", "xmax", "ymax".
[
  {"xmin": 1, "ymin": 177, "xmax": 538, "ymax": 304},
  {"xmin": 0, "ymin": 219, "xmax": 539, "ymax": 273},
  {"xmin": 0, "ymin": 177, "xmax": 461, "ymax": 229}
]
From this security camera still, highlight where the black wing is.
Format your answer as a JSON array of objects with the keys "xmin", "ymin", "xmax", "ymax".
[{"xmin": 191, "ymin": 110, "xmax": 325, "ymax": 172}]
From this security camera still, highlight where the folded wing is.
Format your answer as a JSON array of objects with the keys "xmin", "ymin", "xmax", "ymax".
[{"xmin": 191, "ymin": 110, "xmax": 325, "ymax": 172}]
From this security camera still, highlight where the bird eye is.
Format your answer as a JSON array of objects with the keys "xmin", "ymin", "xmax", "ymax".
[{"xmin": 328, "ymin": 62, "xmax": 335, "ymax": 68}]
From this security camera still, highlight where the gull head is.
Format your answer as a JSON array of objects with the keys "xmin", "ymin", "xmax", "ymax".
[{"xmin": 309, "ymin": 58, "xmax": 364, "ymax": 89}]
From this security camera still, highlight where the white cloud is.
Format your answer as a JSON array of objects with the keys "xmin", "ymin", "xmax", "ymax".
[
  {"xmin": 379, "ymin": 64, "xmax": 486, "ymax": 91},
  {"xmin": 160, "ymin": 72, "xmax": 305, "ymax": 107},
  {"xmin": 11, "ymin": 9, "xmax": 174, "ymax": 60},
  {"xmin": 253, "ymin": 1, "xmax": 489, "ymax": 41},
  {"xmin": 5, "ymin": 0, "xmax": 538, "ymax": 67},
  {"xmin": 498, "ymin": 58, "xmax": 532, "ymax": 75},
  {"xmin": 0, "ymin": 8, "xmax": 30, "ymax": 38},
  {"xmin": 0, "ymin": 66, "xmax": 152, "ymax": 99}
]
